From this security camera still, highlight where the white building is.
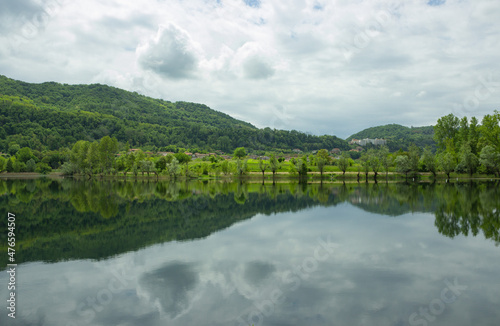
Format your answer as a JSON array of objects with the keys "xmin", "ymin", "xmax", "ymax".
[{"xmin": 349, "ymin": 138, "xmax": 387, "ymax": 146}]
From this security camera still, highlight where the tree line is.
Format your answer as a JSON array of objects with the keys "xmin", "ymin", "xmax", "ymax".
[{"xmin": 1, "ymin": 111, "xmax": 498, "ymax": 180}]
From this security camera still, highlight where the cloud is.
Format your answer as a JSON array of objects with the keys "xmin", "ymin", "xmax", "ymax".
[
  {"xmin": 1, "ymin": 0, "xmax": 499, "ymax": 138},
  {"xmin": 137, "ymin": 23, "xmax": 200, "ymax": 79},
  {"xmin": 139, "ymin": 262, "xmax": 199, "ymax": 319},
  {"xmin": 242, "ymin": 56, "xmax": 274, "ymax": 79}
]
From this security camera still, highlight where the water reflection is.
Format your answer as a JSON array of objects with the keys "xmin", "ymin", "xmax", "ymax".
[
  {"xmin": 0, "ymin": 179, "xmax": 499, "ymax": 268},
  {"xmin": 0, "ymin": 179, "xmax": 499, "ymax": 325}
]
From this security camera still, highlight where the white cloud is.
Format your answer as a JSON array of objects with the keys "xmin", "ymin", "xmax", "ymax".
[
  {"xmin": 137, "ymin": 23, "xmax": 201, "ymax": 79},
  {"xmin": 0, "ymin": 0, "xmax": 499, "ymax": 138}
]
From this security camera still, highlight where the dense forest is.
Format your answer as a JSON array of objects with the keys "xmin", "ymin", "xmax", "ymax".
[
  {"xmin": 347, "ymin": 124, "xmax": 436, "ymax": 151},
  {"xmin": 0, "ymin": 75, "xmax": 348, "ymax": 153}
]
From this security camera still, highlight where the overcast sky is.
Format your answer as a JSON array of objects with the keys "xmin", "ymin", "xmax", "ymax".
[{"xmin": 0, "ymin": 0, "xmax": 499, "ymax": 138}]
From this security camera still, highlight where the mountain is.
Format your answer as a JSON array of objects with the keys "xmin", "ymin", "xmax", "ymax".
[
  {"xmin": 347, "ymin": 123, "xmax": 436, "ymax": 151},
  {"xmin": 0, "ymin": 75, "xmax": 348, "ymax": 153}
]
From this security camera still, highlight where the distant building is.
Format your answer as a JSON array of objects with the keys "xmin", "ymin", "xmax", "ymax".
[
  {"xmin": 292, "ymin": 149, "xmax": 302, "ymax": 153},
  {"xmin": 330, "ymin": 148, "xmax": 341, "ymax": 155},
  {"xmin": 349, "ymin": 138, "xmax": 387, "ymax": 146}
]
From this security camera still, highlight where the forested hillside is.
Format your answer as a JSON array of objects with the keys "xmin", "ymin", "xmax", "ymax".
[
  {"xmin": 347, "ymin": 124, "xmax": 435, "ymax": 151},
  {"xmin": 0, "ymin": 75, "xmax": 348, "ymax": 153}
]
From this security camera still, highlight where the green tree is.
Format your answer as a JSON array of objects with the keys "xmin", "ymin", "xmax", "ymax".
[
  {"xmin": 8, "ymin": 143, "xmax": 20, "ymax": 156},
  {"xmin": 457, "ymin": 116, "xmax": 469, "ymax": 150},
  {"xmin": 132, "ymin": 162, "xmax": 139, "ymax": 178},
  {"xmin": 115, "ymin": 155, "xmax": 127, "ymax": 177},
  {"xmin": 220, "ymin": 160, "xmax": 230, "ymax": 175},
  {"xmin": 16, "ymin": 147, "xmax": 34, "ymax": 163},
  {"xmin": 367, "ymin": 149, "xmax": 381, "ymax": 179},
  {"xmin": 71, "ymin": 140, "xmax": 90, "ymax": 174},
  {"xmin": 98, "ymin": 136, "xmax": 118, "ymax": 174},
  {"xmin": 137, "ymin": 160, "xmax": 146, "ymax": 176},
  {"xmin": 167, "ymin": 157, "xmax": 180, "ymax": 179},
  {"xmin": 408, "ymin": 144, "xmax": 420, "ymax": 176},
  {"xmin": 479, "ymin": 145, "xmax": 500, "ymax": 177},
  {"xmin": 13, "ymin": 160, "xmax": 25, "ymax": 172},
  {"xmin": 87, "ymin": 141, "xmax": 100, "ymax": 176},
  {"xmin": 236, "ymin": 159, "xmax": 248, "ymax": 177},
  {"xmin": 337, "ymin": 152, "xmax": 349, "ymax": 176},
  {"xmin": 155, "ymin": 156, "xmax": 168, "ymax": 172},
  {"xmin": 360, "ymin": 153, "xmax": 371, "ymax": 180},
  {"xmin": 141, "ymin": 160, "xmax": 155, "ymax": 177},
  {"xmin": 316, "ymin": 149, "xmax": 329, "ymax": 179},
  {"xmin": 233, "ymin": 147, "xmax": 246, "ymax": 159},
  {"xmin": 434, "ymin": 113, "xmax": 460, "ymax": 151},
  {"xmin": 6, "ymin": 158, "xmax": 14, "ymax": 172},
  {"xmin": 421, "ymin": 146, "xmax": 437, "ymax": 178},
  {"xmin": 175, "ymin": 152, "xmax": 191, "ymax": 164},
  {"xmin": 258, "ymin": 158, "xmax": 267, "ymax": 178},
  {"xmin": 0, "ymin": 156, "xmax": 6, "ymax": 172},
  {"xmin": 480, "ymin": 110, "xmax": 500, "ymax": 152},
  {"xmin": 35, "ymin": 162, "xmax": 52, "ymax": 174},
  {"xmin": 469, "ymin": 116, "xmax": 480, "ymax": 155},
  {"xmin": 269, "ymin": 154, "xmax": 280, "ymax": 180},
  {"xmin": 379, "ymin": 146, "xmax": 392, "ymax": 179},
  {"xmin": 457, "ymin": 143, "xmax": 479, "ymax": 177},
  {"xmin": 26, "ymin": 158, "xmax": 36, "ymax": 172},
  {"xmin": 296, "ymin": 158, "xmax": 308, "ymax": 181},
  {"xmin": 395, "ymin": 155, "xmax": 411, "ymax": 180},
  {"xmin": 438, "ymin": 152, "xmax": 455, "ymax": 180},
  {"xmin": 125, "ymin": 153, "xmax": 136, "ymax": 176}
]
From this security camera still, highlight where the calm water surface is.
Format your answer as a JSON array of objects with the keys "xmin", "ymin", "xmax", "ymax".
[{"xmin": 0, "ymin": 179, "xmax": 499, "ymax": 326}]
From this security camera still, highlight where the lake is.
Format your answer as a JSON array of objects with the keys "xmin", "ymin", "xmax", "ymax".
[{"xmin": 0, "ymin": 179, "xmax": 499, "ymax": 326}]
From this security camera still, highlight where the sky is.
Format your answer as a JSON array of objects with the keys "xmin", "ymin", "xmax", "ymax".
[{"xmin": 0, "ymin": 0, "xmax": 499, "ymax": 139}]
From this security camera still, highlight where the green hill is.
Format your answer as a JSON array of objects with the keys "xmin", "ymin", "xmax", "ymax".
[
  {"xmin": 0, "ymin": 75, "xmax": 348, "ymax": 153},
  {"xmin": 347, "ymin": 123, "xmax": 435, "ymax": 151}
]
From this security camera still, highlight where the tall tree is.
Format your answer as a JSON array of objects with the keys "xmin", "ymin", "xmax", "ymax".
[
  {"xmin": 457, "ymin": 143, "xmax": 479, "ymax": 177},
  {"xmin": 337, "ymin": 152, "xmax": 349, "ymax": 176},
  {"xmin": 368, "ymin": 149, "xmax": 381, "ymax": 179},
  {"xmin": 434, "ymin": 113, "xmax": 460, "ymax": 152},
  {"xmin": 408, "ymin": 144, "xmax": 421, "ymax": 176},
  {"xmin": 469, "ymin": 116, "xmax": 480, "ymax": 155},
  {"xmin": 379, "ymin": 146, "xmax": 392, "ymax": 179},
  {"xmin": 479, "ymin": 145, "xmax": 500, "ymax": 177},
  {"xmin": 438, "ymin": 152, "xmax": 455, "ymax": 180},
  {"xmin": 0, "ymin": 156, "xmax": 6, "ymax": 172},
  {"xmin": 258, "ymin": 158, "xmax": 268, "ymax": 179},
  {"xmin": 480, "ymin": 110, "xmax": 500, "ymax": 153},
  {"xmin": 457, "ymin": 116, "xmax": 469, "ymax": 150},
  {"xmin": 71, "ymin": 140, "xmax": 90, "ymax": 174},
  {"xmin": 87, "ymin": 141, "xmax": 99, "ymax": 176},
  {"xmin": 360, "ymin": 153, "xmax": 371, "ymax": 181},
  {"xmin": 167, "ymin": 157, "xmax": 180, "ymax": 179},
  {"xmin": 421, "ymin": 146, "xmax": 437, "ymax": 178},
  {"xmin": 98, "ymin": 136, "xmax": 118, "ymax": 174},
  {"xmin": 316, "ymin": 149, "xmax": 330, "ymax": 180},
  {"xmin": 269, "ymin": 154, "xmax": 280, "ymax": 180},
  {"xmin": 395, "ymin": 155, "xmax": 411, "ymax": 180}
]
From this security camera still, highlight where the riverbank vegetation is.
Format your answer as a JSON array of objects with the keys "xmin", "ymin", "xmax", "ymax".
[{"xmin": 1, "ymin": 110, "xmax": 499, "ymax": 181}]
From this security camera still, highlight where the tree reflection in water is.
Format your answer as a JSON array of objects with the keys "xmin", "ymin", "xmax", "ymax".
[{"xmin": 1, "ymin": 179, "xmax": 499, "ymax": 268}]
